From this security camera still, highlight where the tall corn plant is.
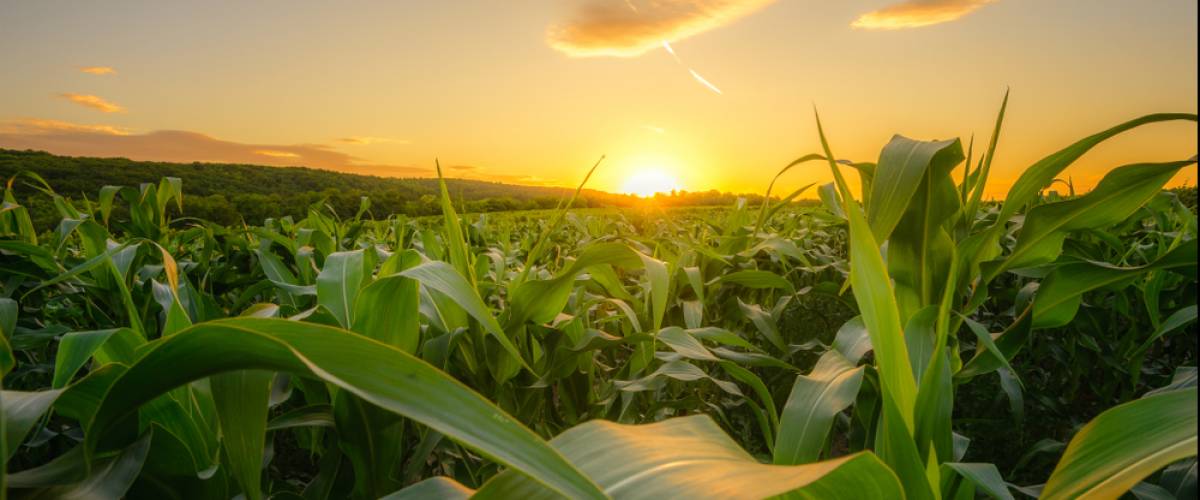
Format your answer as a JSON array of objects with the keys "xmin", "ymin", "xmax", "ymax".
[{"xmin": 806, "ymin": 96, "xmax": 1197, "ymax": 498}]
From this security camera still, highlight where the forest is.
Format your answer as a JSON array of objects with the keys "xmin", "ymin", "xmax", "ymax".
[{"xmin": 0, "ymin": 149, "xmax": 772, "ymax": 228}]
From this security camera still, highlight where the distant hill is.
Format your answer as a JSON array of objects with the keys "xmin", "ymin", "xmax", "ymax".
[{"xmin": 0, "ymin": 149, "xmax": 766, "ymax": 228}]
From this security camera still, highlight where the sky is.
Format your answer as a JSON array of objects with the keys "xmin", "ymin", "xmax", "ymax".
[{"xmin": 0, "ymin": 0, "xmax": 1196, "ymax": 197}]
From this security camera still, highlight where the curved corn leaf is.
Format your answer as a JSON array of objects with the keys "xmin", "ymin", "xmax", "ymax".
[
  {"xmin": 1042, "ymin": 388, "xmax": 1198, "ymax": 499},
  {"xmin": 719, "ymin": 270, "xmax": 795, "ymax": 293},
  {"xmin": 774, "ymin": 349, "xmax": 864, "ymax": 465},
  {"xmin": 316, "ymin": 250, "xmax": 369, "ymax": 328},
  {"xmin": 82, "ymin": 318, "xmax": 603, "ymax": 499},
  {"xmin": 52, "ymin": 329, "xmax": 124, "ymax": 389},
  {"xmin": 1000, "ymin": 161, "xmax": 1194, "ymax": 274},
  {"xmin": 1032, "ymin": 239, "xmax": 1197, "ymax": 328},
  {"xmin": 997, "ymin": 113, "xmax": 1196, "ymax": 227},
  {"xmin": 941, "ymin": 462, "xmax": 1014, "ymax": 500},
  {"xmin": 381, "ymin": 476, "xmax": 474, "ymax": 500},
  {"xmin": 1134, "ymin": 306, "xmax": 1198, "ymax": 358},
  {"xmin": 508, "ymin": 243, "xmax": 640, "ymax": 326},
  {"xmin": 3, "ymin": 389, "xmax": 65, "ymax": 458},
  {"xmin": 399, "ymin": 261, "xmax": 528, "ymax": 371},
  {"xmin": 867, "ymin": 135, "xmax": 962, "ymax": 243},
  {"xmin": 473, "ymin": 414, "xmax": 904, "ymax": 499},
  {"xmin": 353, "ymin": 271, "xmax": 421, "ymax": 353}
]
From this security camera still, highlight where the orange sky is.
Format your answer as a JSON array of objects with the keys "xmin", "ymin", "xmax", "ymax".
[{"xmin": 0, "ymin": 1, "xmax": 1195, "ymax": 197}]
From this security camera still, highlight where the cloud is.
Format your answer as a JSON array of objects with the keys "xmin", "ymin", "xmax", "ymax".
[
  {"xmin": 337, "ymin": 136, "xmax": 411, "ymax": 145},
  {"xmin": 0, "ymin": 118, "xmax": 431, "ymax": 177},
  {"xmin": 482, "ymin": 173, "xmax": 561, "ymax": 187},
  {"xmin": 0, "ymin": 118, "xmax": 131, "ymax": 136},
  {"xmin": 851, "ymin": 0, "xmax": 996, "ymax": 30},
  {"xmin": 436, "ymin": 163, "xmax": 564, "ymax": 187},
  {"xmin": 547, "ymin": 0, "xmax": 776, "ymax": 57},
  {"xmin": 58, "ymin": 93, "xmax": 125, "ymax": 113},
  {"xmin": 80, "ymin": 66, "xmax": 116, "ymax": 75},
  {"xmin": 254, "ymin": 150, "xmax": 301, "ymax": 158}
]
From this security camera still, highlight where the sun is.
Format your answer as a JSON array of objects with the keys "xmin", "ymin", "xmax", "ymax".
[{"xmin": 621, "ymin": 169, "xmax": 681, "ymax": 197}]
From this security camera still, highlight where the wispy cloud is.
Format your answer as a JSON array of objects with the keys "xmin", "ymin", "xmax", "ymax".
[
  {"xmin": 337, "ymin": 136, "xmax": 411, "ymax": 145},
  {"xmin": 254, "ymin": 149, "xmax": 301, "ymax": 158},
  {"xmin": 58, "ymin": 92, "xmax": 125, "ymax": 113},
  {"xmin": 0, "ymin": 118, "xmax": 431, "ymax": 177},
  {"xmin": 852, "ymin": 0, "xmax": 996, "ymax": 30},
  {"xmin": 435, "ymin": 163, "xmax": 564, "ymax": 186},
  {"xmin": 547, "ymin": 0, "xmax": 776, "ymax": 57},
  {"xmin": 79, "ymin": 66, "xmax": 116, "ymax": 75},
  {"xmin": 0, "ymin": 118, "xmax": 131, "ymax": 136}
]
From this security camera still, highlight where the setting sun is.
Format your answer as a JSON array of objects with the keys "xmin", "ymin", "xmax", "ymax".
[{"xmin": 621, "ymin": 169, "xmax": 682, "ymax": 197}]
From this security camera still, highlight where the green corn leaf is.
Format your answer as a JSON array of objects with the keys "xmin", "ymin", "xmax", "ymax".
[
  {"xmin": 1032, "ymin": 239, "xmax": 1197, "ymax": 329},
  {"xmin": 513, "ymin": 156, "xmax": 603, "ymax": 288},
  {"xmin": 615, "ymin": 360, "xmax": 743, "ymax": 397},
  {"xmin": 316, "ymin": 249, "xmax": 369, "ymax": 329},
  {"xmin": 1133, "ymin": 305, "xmax": 1199, "ymax": 358},
  {"xmin": 381, "ymin": 477, "xmax": 474, "ymax": 500},
  {"xmin": 211, "ymin": 370, "xmax": 272, "ymax": 500},
  {"xmin": 656, "ymin": 327, "xmax": 718, "ymax": 361},
  {"xmin": 333, "ymin": 389, "xmax": 405, "ymax": 498},
  {"xmin": 2, "ymin": 389, "xmax": 65, "ymax": 459},
  {"xmin": 941, "ymin": 462, "xmax": 1014, "ymax": 500},
  {"xmin": 875, "ymin": 394, "xmax": 936, "ymax": 500},
  {"xmin": 774, "ymin": 349, "xmax": 864, "ymax": 465},
  {"xmin": 353, "ymin": 255, "xmax": 421, "ymax": 353},
  {"xmin": 52, "ymin": 329, "xmax": 125, "ymax": 389},
  {"xmin": 435, "ymin": 161, "xmax": 475, "ymax": 285},
  {"xmin": 997, "ymin": 113, "xmax": 1196, "ymax": 228},
  {"xmin": 399, "ymin": 261, "xmax": 529, "ymax": 371},
  {"xmin": 23, "ymin": 430, "xmax": 153, "ymax": 500},
  {"xmin": 963, "ymin": 89, "xmax": 1009, "ymax": 222},
  {"xmin": 98, "ymin": 185, "xmax": 122, "ymax": 225},
  {"xmin": 957, "ymin": 306, "xmax": 1033, "ymax": 379},
  {"xmin": 814, "ymin": 109, "xmax": 918, "ymax": 432},
  {"xmin": 639, "ymin": 252, "xmax": 670, "ymax": 332},
  {"xmin": 1042, "ymin": 388, "xmax": 1198, "ymax": 499},
  {"xmin": 867, "ymin": 135, "xmax": 963, "ymax": 243},
  {"xmin": 718, "ymin": 270, "xmax": 795, "ymax": 294},
  {"xmin": 473, "ymin": 414, "xmax": 904, "ymax": 499},
  {"xmin": 738, "ymin": 299, "xmax": 787, "ymax": 353},
  {"xmin": 265, "ymin": 404, "xmax": 334, "ymax": 431},
  {"xmin": 82, "ymin": 318, "xmax": 602, "ymax": 498},
  {"xmin": 999, "ymin": 161, "xmax": 1194, "ymax": 274},
  {"xmin": 508, "ymin": 242, "xmax": 641, "ymax": 326}
]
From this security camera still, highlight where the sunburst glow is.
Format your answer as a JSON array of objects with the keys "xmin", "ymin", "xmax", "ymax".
[{"xmin": 621, "ymin": 169, "xmax": 681, "ymax": 197}]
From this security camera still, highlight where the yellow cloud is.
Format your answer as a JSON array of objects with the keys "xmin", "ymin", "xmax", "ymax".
[
  {"xmin": 852, "ymin": 0, "xmax": 996, "ymax": 30},
  {"xmin": 547, "ymin": 0, "xmax": 776, "ymax": 57},
  {"xmin": 337, "ymin": 136, "xmax": 410, "ymax": 145},
  {"xmin": 80, "ymin": 66, "xmax": 116, "ymax": 75},
  {"xmin": 0, "ymin": 118, "xmax": 130, "ymax": 136},
  {"xmin": 254, "ymin": 149, "xmax": 301, "ymax": 158},
  {"xmin": 58, "ymin": 92, "xmax": 125, "ymax": 113}
]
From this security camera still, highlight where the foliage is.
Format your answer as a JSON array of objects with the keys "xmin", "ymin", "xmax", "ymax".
[
  {"xmin": 0, "ymin": 101, "xmax": 1196, "ymax": 499},
  {"xmin": 0, "ymin": 149, "xmax": 780, "ymax": 229}
]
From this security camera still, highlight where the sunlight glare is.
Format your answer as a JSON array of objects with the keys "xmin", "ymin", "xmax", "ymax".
[{"xmin": 621, "ymin": 169, "xmax": 682, "ymax": 197}]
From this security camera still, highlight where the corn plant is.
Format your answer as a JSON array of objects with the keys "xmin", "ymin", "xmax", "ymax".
[{"xmin": 0, "ymin": 97, "xmax": 1195, "ymax": 499}]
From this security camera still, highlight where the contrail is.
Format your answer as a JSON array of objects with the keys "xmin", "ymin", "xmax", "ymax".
[
  {"xmin": 662, "ymin": 41, "xmax": 723, "ymax": 95},
  {"xmin": 620, "ymin": 1, "xmax": 723, "ymax": 95}
]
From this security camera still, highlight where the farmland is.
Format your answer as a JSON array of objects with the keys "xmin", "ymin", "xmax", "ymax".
[{"xmin": 1, "ymin": 109, "xmax": 1197, "ymax": 499}]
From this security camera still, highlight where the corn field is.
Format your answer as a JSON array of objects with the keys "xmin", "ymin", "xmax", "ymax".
[{"xmin": 1, "ymin": 99, "xmax": 1197, "ymax": 499}]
